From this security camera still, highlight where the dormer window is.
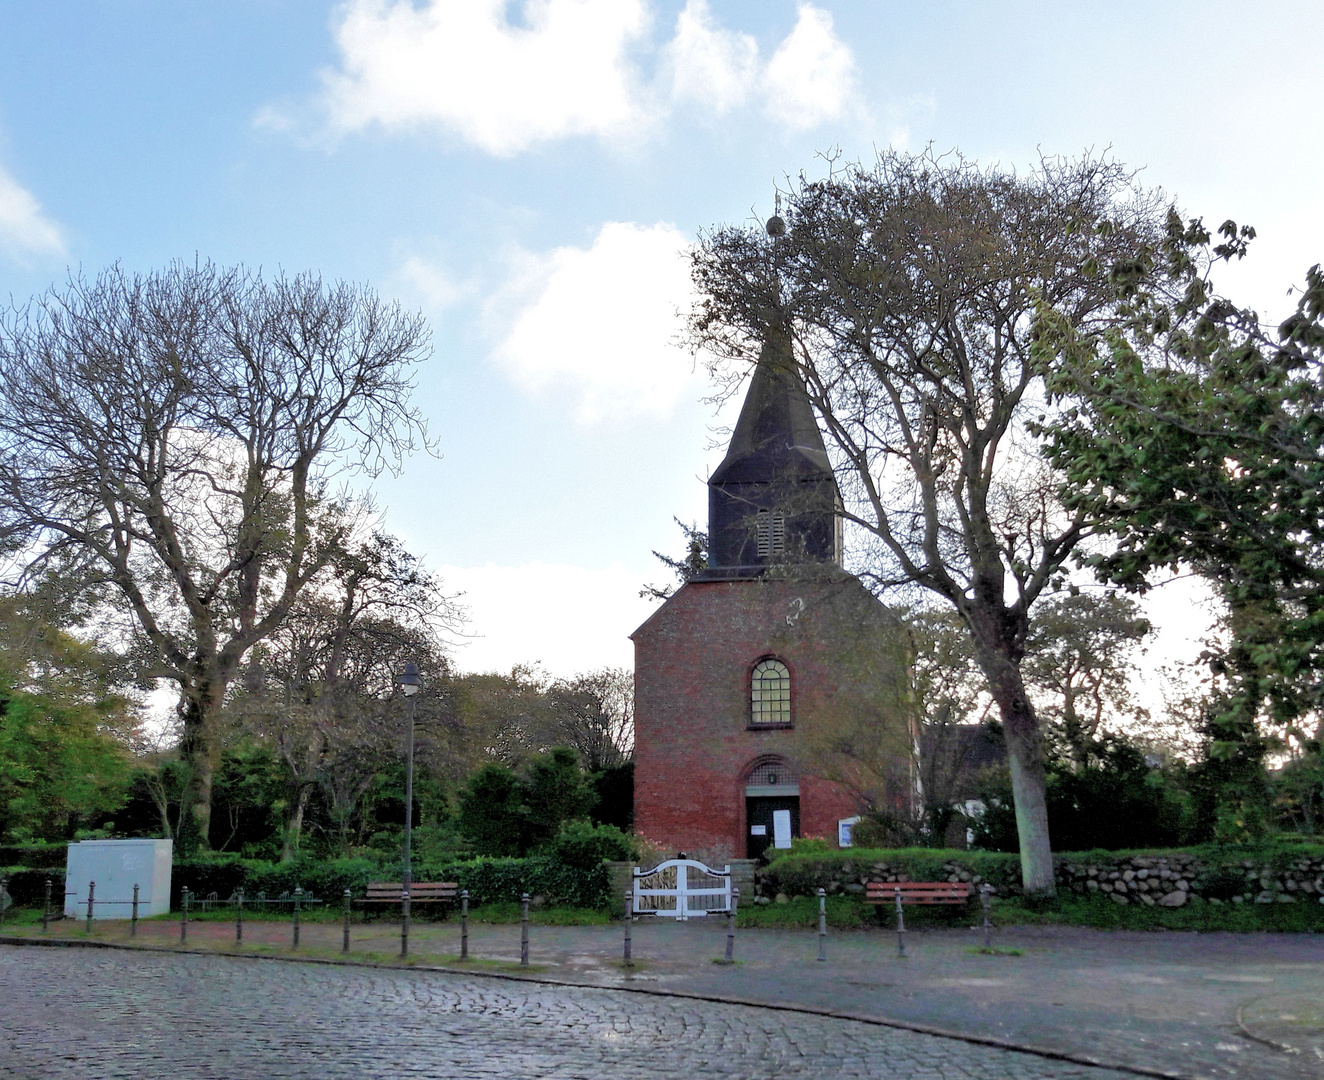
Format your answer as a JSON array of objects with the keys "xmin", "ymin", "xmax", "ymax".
[
  {"xmin": 756, "ymin": 509, "xmax": 785, "ymax": 556},
  {"xmin": 750, "ymin": 658, "xmax": 791, "ymax": 726}
]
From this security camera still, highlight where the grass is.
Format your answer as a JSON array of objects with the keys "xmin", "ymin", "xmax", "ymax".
[{"xmin": 992, "ymin": 893, "xmax": 1324, "ymax": 933}]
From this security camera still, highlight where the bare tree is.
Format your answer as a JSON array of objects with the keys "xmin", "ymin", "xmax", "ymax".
[
  {"xmin": 547, "ymin": 667, "xmax": 635, "ymax": 771},
  {"xmin": 690, "ymin": 150, "xmax": 1167, "ymax": 892},
  {"xmin": 0, "ymin": 262, "xmax": 432, "ymax": 846},
  {"xmin": 234, "ymin": 528, "xmax": 460, "ymax": 858}
]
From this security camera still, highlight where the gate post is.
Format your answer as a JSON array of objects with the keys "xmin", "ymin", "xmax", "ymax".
[
  {"xmin": 725, "ymin": 884, "xmax": 736, "ymax": 963},
  {"xmin": 86, "ymin": 880, "xmax": 95, "ymax": 933},
  {"xmin": 676, "ymin": 862, "xmax": 688, "ymax": 921}
]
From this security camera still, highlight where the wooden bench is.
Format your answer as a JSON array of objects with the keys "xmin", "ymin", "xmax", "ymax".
[
  {"xmin": 361, "ymin": 882, "xmax": 459, "ymax": 915},
  {"xmin": 865, "ymin": 881, "xmax": 973, "ymax": 944},
  {"xmin": 865, "ymin": 881, "xmax": 973, "ymax": 907}
]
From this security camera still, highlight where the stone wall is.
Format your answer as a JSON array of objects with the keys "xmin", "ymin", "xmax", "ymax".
[{"xmin": 754, "ymin": 851, "xmax": 1324, "ymax": 907}]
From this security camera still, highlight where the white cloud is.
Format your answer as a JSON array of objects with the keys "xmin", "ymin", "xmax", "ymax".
[
  {"xmin": 399, "ymin": 255, "xmax": 467, "ymax": 311},
  {"xmin": 323, "ymin": 0, "xmax": 651, "ymax": 155},
  {"xmin": 763, "ymin": 3, "xmax": 856, "ymax": 129},
  {"xmin": 491, "ymin": 221, "xmax": 699, "ymax": 421},
  {"xmin": 0, "ymin": 165, "xmax": 65, "ymax": 260},
  {"xmin": 440, "ymin": 560, "xmax": 654, "ymax": 676},
  {"xmin": 311, "ymin": 0, "xmax": 857, "ymax": 153},
  {"xmin": 664, "ymin": 0, "xmax": 758, "ymax": 114}
]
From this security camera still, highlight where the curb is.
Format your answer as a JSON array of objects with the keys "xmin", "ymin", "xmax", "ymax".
[{"xmin": 0, "ymin": 933, "xmax": 1209, "ymax": 1080}]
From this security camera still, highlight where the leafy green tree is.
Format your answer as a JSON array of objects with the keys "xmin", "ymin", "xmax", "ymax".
[
  {"xmin": 522, "ymin": 746, "xmax": 596, "ymax": 846},
  {"xmin": 457, "ymin": 764, "xmax": 525, "ymax": 857},
  {"xmin": 1034, "ymin": 214, "xmax": 1324, "ymax": 838},
  {"xmin": 0, "ymin": 591, "xmax": 138, "ymax": 840}
]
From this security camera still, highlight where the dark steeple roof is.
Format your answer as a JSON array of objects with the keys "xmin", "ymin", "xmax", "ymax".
[
  {"xmin": 703, "ymin": 322, "xmax": 842, "ymax": 578},
  {"xmin": 709, "ymin": 323, "xmax": 833, "ymax": 486}
]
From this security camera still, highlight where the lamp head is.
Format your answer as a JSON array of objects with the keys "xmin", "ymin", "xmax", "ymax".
[{"xmin": 397, "ymin": 661, "xmax": 422, "ymax": 697}]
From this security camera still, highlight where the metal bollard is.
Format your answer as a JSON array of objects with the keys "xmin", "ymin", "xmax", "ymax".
[
  {"xmin": 86, "ymin": 880, "xmax": 96, "ymax": 933},
  {"xmin": 894, "ymin": 887, "xmax": 906, "ymax": 958},
  {"xmin": 623, "ymin": 890, "xmax": 633, "ymax": 967},
  {"xmin": 400, "ymin": 887, "xmax": 410, "ymax": 958},
  {"xmin": 292, "ymin": 887, "xmax": 302, "ymax": 949},
  {"xmin": 343, "ymin": 889, "xmax": 352, "ymax": 953},
  {"xmin": 520, "ymin": 893, "xmax": 530, "ymax": 966},
  {"xmin": 131, "ymin": 883, "xmax": 139, "ymax": 938},
  {"xmin": 180, "ymin": 887, "xmax": 189, "ymax": 943},
  {"xmin": 817, "ymin": 888, "xmax": 827, "ymax": 962},
  {"xmin": 42, "ymin": 878, "xmax": 51, "ymax": 933},
  {"xmin": 980, "ymin": 883, "xmax": 993, "ymax": 948},
  {"xmin": 722, "ymin": 887, "xmax": 739, "ymax": 964},
  {"xmin": 460, "ymin": 890, "xmax": 469, "ymax": 960},
  {"xmin": 236, "ymin": 888, "xmax": 244, "ymax": 944}
]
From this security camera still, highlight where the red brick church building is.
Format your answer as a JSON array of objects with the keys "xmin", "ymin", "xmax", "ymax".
[{"xmin": 632, "ymin": 324, "xmax": 914, "ymax": 861}]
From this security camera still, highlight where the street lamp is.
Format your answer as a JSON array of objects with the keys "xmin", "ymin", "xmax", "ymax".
[{"xmin": 395, "ymin": 661, "xmax": 421, "ymax": 956}]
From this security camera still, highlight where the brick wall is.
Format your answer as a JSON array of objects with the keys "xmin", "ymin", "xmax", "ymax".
[{"xmin": 632, "ymin": 573, "xmax": 912, "ymax": 857}]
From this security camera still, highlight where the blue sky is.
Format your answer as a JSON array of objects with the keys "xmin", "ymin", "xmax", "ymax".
[{"xmin": 0, "ymin": 1, "xmax": 1320, "ymax": 677}]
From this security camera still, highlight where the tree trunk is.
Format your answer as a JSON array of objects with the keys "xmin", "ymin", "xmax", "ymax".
[
  {"xmin": 178, "ymin": 677, "xmax": 225, "ymax": 851},
  {"xmin": 281, "ymin": 785, "xmax": 312, "ymax": 862},
  {"xmin": 979, "ymin": 651, "xmax": 1056, "ymax": 896}
]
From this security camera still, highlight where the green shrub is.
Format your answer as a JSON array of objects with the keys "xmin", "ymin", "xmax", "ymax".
[{"xmin": 539, "ymin": 821, "xmax": 637, "ymax": 868}]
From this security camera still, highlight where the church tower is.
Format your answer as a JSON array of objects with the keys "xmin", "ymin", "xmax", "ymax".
[{"xmin": 631, "ymin": 313, "xmax": 913, "ymax": 863}]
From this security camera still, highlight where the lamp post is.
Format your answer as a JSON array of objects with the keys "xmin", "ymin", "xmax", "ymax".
[{"xmin": 396, "ymin": 661, "xmax": 421, "ymax": 957}]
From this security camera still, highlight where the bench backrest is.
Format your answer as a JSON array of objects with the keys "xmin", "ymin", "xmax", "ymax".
[
  {"xmin": 865, "ymin": 881, "xmax": 972, "ymax": 905},
  {"xmin": 364, "ymin": 882, "xmax": 459, "ymax": 900}
]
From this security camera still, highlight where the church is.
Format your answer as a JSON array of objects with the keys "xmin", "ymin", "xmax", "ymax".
[{"xmin": 631, "ymin": 321, "xmax": 915, "ymax": 862}]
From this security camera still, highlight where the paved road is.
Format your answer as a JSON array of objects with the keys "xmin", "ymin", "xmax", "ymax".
[{"xmin": 0, "ymin": 945, "xmax": 1132, "ymax": 1080}]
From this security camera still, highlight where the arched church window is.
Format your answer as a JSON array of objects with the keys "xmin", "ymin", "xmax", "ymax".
[
  {"xmin": 756, "ymin": 509, "xmax": 785, "ymax": 556},
  {"xmin": 750, "ymin": 658, "xmax": 791, "ymax": 725}
]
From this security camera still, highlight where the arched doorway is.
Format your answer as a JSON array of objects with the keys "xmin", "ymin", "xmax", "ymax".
[{"xmin": 744, "ymin": 757, "xmax": 799, "ymax": 859}]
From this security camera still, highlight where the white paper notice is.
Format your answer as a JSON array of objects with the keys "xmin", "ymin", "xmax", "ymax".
[
  {"xmin": 772, "ymin": 809, "xmax": 792, "ymax": 849},
  {"xmin": 750, "ymin": 824, "xmax": 767, "ymax": 836}
]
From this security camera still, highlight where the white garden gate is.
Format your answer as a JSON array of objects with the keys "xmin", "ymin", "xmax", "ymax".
[{"xmin": 632, "ymin": 859, "xmax": 732, "ymax": 920}]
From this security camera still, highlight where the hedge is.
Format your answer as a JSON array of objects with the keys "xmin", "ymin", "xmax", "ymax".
[
  {"xmin": 170, "ymin": 854, "xmax": 611, "ymax": 909},
  {"xmin": 1, "ymin": 867, "xmax": 66, "ymax": 906},
  {"xmin": 0, "ymin": 845, "xmax": 66, "ymax": 869}
]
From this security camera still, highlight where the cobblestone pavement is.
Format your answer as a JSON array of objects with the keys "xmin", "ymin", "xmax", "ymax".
[{"xmin": 0, "ymin": 945, "xmax": 1135, "ymax": 1080}]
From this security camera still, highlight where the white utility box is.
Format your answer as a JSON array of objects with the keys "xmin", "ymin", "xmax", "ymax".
[{"xmin": 65, "ymin": 839, "xmax": 173, "ymax": 919}]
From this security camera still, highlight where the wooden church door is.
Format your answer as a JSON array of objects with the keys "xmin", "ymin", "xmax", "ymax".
[{"xmin": 745, "ymin": 796, "xmax": 800, "ymax": 859}]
